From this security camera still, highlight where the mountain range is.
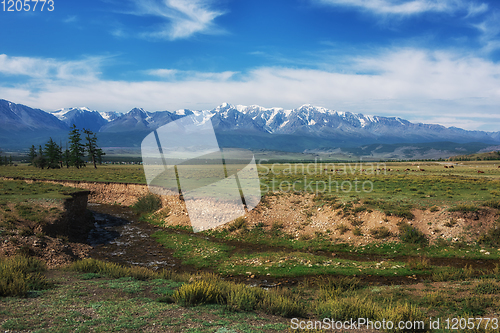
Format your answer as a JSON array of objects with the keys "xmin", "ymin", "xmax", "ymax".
[{"xmin": 1, "ymin": 99, "xmax": 499, "ymax": 159}]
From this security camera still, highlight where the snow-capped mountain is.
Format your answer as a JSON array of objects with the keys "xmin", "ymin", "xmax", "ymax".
[
  {"xmin": 1, "ymin": 99, "xmax": 500, "ymax": 153},
  {"xmin": 0, "ymin": 99, "xmax": 67, "ymax": 132},
  {"xmin": 203, "ymin": 103, "xmax": 499, "ymax": 144},
  {"xmin": 51, "ymin": 107, "xmax": 108, "ymax": 132}
]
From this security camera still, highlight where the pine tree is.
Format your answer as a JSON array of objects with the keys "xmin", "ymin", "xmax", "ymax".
[
  {"xmin": 63, "ymin": 142, "xmax": 70, "ymax": 168},
  {"xmin": 44, "ymin": 138, "xmax": 61, "ymax": 169},
  {"xmin": 33, "ymin": 145, "xmax": 47, "ymax": 169},
  {"xmin": 68, "ymin": 124, "xmax": 85, "ymax": 168},
  {"xmin": 59, "ymin": 140, "xmax": 64, "ymax": 168},
  {"xmin": 28, "ymin": 145, "xmax": 37, "ymax": 165},
  {"xmin": 83, "ymin": 129, "xmax": 98, "ymax": 169},
  {"xmin": 96, "ymin": 148, "xmax": 105, "ymax": 165}
]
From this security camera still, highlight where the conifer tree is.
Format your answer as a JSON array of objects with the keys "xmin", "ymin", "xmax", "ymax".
[
  {"xmin": 44, "ymin": 138, "xmax": 61, "ymax": 169},
  {"xmin": 69, "ymin": 124, "xmax": 85, "ymax": 168},
  {"xmin": 28, "ymin": 145, "xmax": 37, "ymax": 165}
]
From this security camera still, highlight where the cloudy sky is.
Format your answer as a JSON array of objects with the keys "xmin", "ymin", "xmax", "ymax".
[{"xmin": 0, "ymin": 0, "xmax": 499, "ymax": 130}]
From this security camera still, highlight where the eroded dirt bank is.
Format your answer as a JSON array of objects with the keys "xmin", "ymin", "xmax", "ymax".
[
  {"xmin": 3, "ymin": 177, "xmax": 499, "ymax": 249},
  {"xmin": 0, "ymin": 190, "xmax": 94, "ymax": 268}
]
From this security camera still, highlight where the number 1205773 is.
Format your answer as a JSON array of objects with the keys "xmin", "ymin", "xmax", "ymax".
[{"xmin": 2, "ymin": 0, "xmax": 54, "ymax": 12}]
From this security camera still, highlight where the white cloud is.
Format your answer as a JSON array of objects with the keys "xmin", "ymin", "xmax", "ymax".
[
  {"xmin": 0, "ymin": 54, "xmax": 101, "ymax": 81},
  {"xmin": 465, "ymin": 2, "xmax": 488, "ymax": 17},
  {"xmin": 128, "ymin": 0, "xmax": 225, "ymax": 40},
  {"xmin": 473, "ymin": 11, "xmax": 500, "ymax": 52},
  {"xmin": 314, "ymin": 0, "xmax": 488, "ymax": 16},
  {"xmin": 1, "ymin": 49, "xmax": 500, "ymax": 130},
  {"xmin": 146, "ymin": 68, "xmax": 237, "ymax": 81}
]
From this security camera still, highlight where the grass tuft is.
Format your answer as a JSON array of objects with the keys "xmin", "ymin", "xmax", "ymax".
[
  {"xmin": 0, "ymin": 255, "xmax": 51, "ymax": 297},
  {"xmin": 131, "ymin": 193, "xmax": 162, "ymax": 215},
  {"xmin": 448, "ymin": 204, "xmax": 479, "ymax": 212},
  {"xmin": 398, "ymin": 223, "xmax": 428, "ymax": 246},
  {"xmin": 369, "ymin": 226, "xmax": 392, "ymax": 239}
]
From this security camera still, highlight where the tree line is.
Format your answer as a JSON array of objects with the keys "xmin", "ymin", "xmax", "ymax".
[
  {"xmin": 0, "ymin": 149, "xmax": 13, "ymax": 166},
  {"xmin": 29, "ymin": 125, "xmax": 105, "ymax": 169}
]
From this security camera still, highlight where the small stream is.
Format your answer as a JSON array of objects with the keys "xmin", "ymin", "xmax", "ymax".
[
  {"xmin": 87, "ymin": 203, "xmax": 183, "ymax": 271},
  {"xmin": 86, "ymin": 203, "xmax": 500, "ymax": 286}
]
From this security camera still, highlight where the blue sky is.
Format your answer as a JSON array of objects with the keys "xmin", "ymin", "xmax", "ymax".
[{"xmin": 0, "ymin": 0, "xmax": 499, "ymax": 131}]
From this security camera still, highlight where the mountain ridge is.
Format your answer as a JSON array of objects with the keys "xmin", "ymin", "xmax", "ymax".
[{"xmin": 1, "ymin": 99, "xmax": 499, "ymax": 156}]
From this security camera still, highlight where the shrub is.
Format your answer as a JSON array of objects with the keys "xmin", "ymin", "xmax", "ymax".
[
  {"xmin": 429, "ymin": 206, "xmax": 439, "ymax": 212},
  {"xmin": 369, "ymin": 226, "xmax": 392, "ymax": 239},
  {"xmin": 398, "ymin": 223, "xmax": 428, "ymax": 246},
  {"xmin": 131, "ymin": 193, "xmax": 162, "ymax": 215},
  {"xmin": 353, "ymin": 227, "xmax": 363, "ymax": 236}
]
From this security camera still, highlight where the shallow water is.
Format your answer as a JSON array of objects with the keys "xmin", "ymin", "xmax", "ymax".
[{"xmin": 87, "ymin": 203, "xmax": 181, "ymax": 271}]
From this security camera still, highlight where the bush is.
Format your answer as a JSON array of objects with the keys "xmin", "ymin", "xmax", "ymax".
[
  {"xmin": 398, "ymin": 223, "xmax": 428, "ymax": 246},
  {"xmin": 131, "ymin": 193, "xmax": 162, "ymax": 215},
  {"xmin": 369, "ymin": 226, "xmax": 392, "ymax": 239},
  {"xmin": 353, "ymin": 227, "xmax": 363, "ymax": 236}
]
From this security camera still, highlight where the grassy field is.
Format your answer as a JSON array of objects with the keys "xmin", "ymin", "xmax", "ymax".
[
  {"xmin": 2, "ymin": 161, "xmax": 500, "ymax": 331},
  {"xmin": 3, "ymin": 256, "xmax": 500, "ymax": 332}
]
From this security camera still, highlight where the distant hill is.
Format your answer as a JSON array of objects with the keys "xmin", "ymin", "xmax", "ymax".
[{"xmin": 449, "ymin": 150, "xmax": 500, "ymax": 161}]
